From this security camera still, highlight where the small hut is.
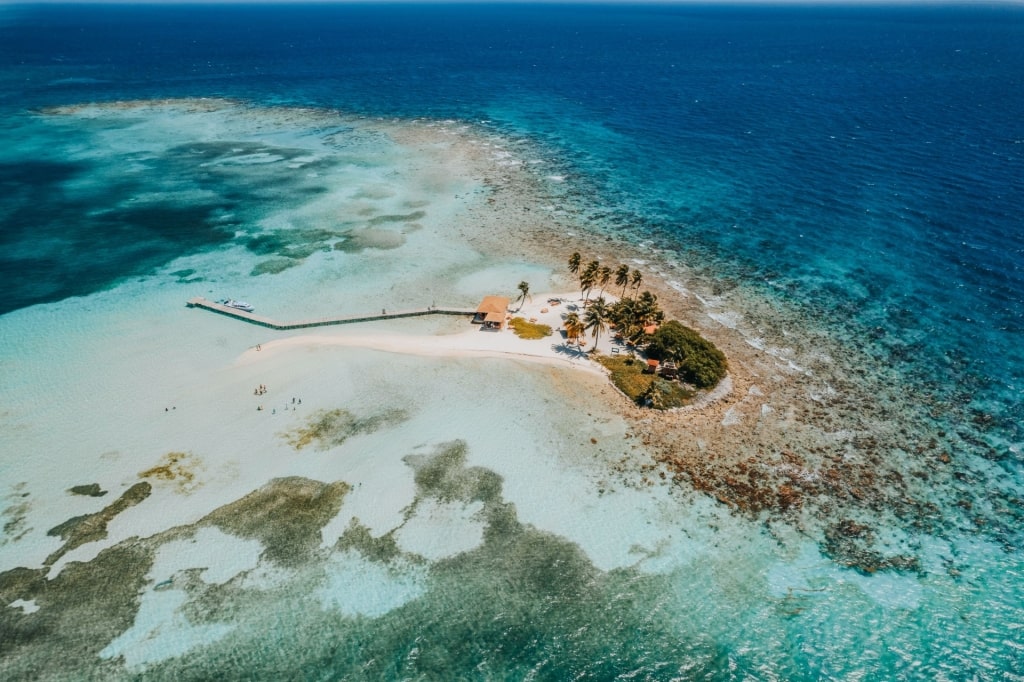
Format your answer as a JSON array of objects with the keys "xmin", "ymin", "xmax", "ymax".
[
  {"xmin": 659, "ymin": 360, "xmax": 678, "ymax": 379},
  {"xmin": 473, "ymin": 296, "xmax": 511, "ymax": 330}
]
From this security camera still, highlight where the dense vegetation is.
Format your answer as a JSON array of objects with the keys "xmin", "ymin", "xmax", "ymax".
[
  {"xmin": 644, "ymin": 320, "xmax": 728, "ymax": 389},
  {"xmin": 566, "ymin": 252, "xmax": 728, "ymax": 406},
  {"xmin": 593, "ymin": 354, "xmax": 694, "ymax": 409}
]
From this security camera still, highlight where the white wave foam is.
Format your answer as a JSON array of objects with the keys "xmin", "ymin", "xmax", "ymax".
[
  {"xmin": 708, "ymin": 310, "xmax": 741, "ymax": 329},
  {"xmin": 666, "ymin": 280, "xmax": 689, "ymax": 296},
  {"xmin": 721, "ymin": 407, "xmax": 742, "ymax": 426}
]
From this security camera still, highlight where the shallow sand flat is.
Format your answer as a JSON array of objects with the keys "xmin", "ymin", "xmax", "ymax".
[{"xmin": 39, "ymin": 337, "xmax": 730, "ymax": 579}]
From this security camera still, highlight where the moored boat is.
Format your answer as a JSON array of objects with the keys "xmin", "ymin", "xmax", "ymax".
[{"xmin": 223, "ymin": 299, "xmax": 254, "ymax": 312}]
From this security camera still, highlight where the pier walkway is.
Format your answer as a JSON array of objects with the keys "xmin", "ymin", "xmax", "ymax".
[{"xmin": 187, "ymin": 297, "xmax": 476, "ymax": 330}]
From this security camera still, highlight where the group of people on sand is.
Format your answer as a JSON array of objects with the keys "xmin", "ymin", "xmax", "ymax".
[{"xmin": 255, "ymin": 391, "xmax": 302, "ymax": 414}]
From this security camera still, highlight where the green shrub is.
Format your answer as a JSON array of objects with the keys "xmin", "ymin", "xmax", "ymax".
[
  {"xmin": 594, "ymin": 355, "xmax": 653, "ymax": 401},
  {"xmin": 639, "ymin": 378, "xmax": 695, "ymax": 410},
  {"xmin": 645, "ymin": 320, "xmax": 727, "ymax": 388},
  {"xmin": 508, "ymin": 317, "xmax": 553, "ymax": 340},
  {"xmin": 593, "ymin": 354, "xmax": 694, "ymax": 409}
]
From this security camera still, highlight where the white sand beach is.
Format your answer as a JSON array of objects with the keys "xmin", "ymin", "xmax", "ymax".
[{"xmin": 237, "ymin": 292, "xmax": 617, "ymax": 376}]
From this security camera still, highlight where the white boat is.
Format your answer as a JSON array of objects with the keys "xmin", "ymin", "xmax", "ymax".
[{"xmin": 223, "ymin": 299, "xmax": 254, "ymax": 312}]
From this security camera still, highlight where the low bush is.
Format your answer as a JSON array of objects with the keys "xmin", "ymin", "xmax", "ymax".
[
  {"xmin": 644, "ymin": 321, "xmax": 727, "ymax": 388},
  {"xmin": 508, "ymin": 317, "xmax": 553, "ymax": 340},
  {"xmin": 594, "ymin": 354, "xmax": 694, "ymax": 409}
]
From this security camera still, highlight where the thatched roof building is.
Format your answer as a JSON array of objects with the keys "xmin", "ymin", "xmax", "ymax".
[{"xmin": 473, "ymin": 296, "xmax": 510, "ymax": 329}]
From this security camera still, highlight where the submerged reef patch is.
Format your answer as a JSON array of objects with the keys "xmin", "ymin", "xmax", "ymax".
[
  {"xmin": 138, "ymin": 451, "xmax": 202, "ymax": 494},
  {"xmin": 244, "ymin": 228, "xmax": 344, "ymax": 258},
  {"xmin": 250, "ymin": 257, "xmax": 300, "ymax": 276},
  {"xmin": 404, "ymin": 441, "xmax": 503, "ymax": 506},
  {"xmin": 0, "ymin": 543, "xmax": 155, "ymax": 680},
  {"xmin": 1, "ymin": 484, "xmax": 32, "ymax": 546},
  {"xmin": 0, "ymin": 442, "xmax": 721, "ymax": 679},
  {"xmin": 822, "ymin": 520, "xmax": 921, "ymax": 575},
  {"xmin": 335, "ymin": 518, "xmax": 405, "ymax": 565},
  {"xmin": 332, "ymin": 227, "xmax": 406, "ymax": 252},
  {"xmin": 0, "ymin": 476, "xmax": 350, "ymax": 678},
  {"xmin": 282, "ymin": 408, "xmax": 410, "ymax": 451},
  {"xmin": 44, "ymin": 482, "xmax": 151, "ymax": 566},
  {"xmin": 134, "ymin": 442, "xmax": 712, "ymax": 680},
  {"xmin": 244, "ymin": 219, "xmax": 415, "ymax": 269},
  {"xmin": 68, "ymin": 483, "xmax": 107, "ymax": 497},
  {"xmin": 169, "ymin": 268, "xmax": 201, "ymax": 284},
  {"xmin": 367, "ymin": 210, "xmax": 426, "ymax": 226},
  {"xmin": 201, "ymin": 477, "xmax": 349, "ymax": 567}
]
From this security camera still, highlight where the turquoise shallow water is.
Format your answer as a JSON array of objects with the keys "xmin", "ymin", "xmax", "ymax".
[{"xmin": 0, "ymin": 4, "xmax": 1022, "ymax": 679}]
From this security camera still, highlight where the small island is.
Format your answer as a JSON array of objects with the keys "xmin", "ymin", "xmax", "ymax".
[
  {"xmin": 192, "ymin": 251, "xmax": 729, "ymax": 413},
  {"xmin": 559, "ymin": 252, "xmax": 728, "ymax": 410}
]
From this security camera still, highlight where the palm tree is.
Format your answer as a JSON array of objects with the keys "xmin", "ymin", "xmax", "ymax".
[
  {"xmin": 608, "ymin": 292, "xmax": 662, "ymax": 344},
  {"xmin": 597, "ymin": 265, "xmax": 612, "ymax": 299},
  {"xmin": 609, "ymin": 297, "xmax": 642, "ymax": 344},
  {"xmin": 615, "ymin": 264, "xmax": 630, "ymax": 298},
  {"xmin": 515, "ymin": 281, "xmax": 531, "ymax": 311},
  {"xmin": 581, "ymin": 260, "xmax": 600, "ymax": 304},
  {"xmin": 636, "ymin": 290, "xmax": 661, "ymax": 329},
  {"xmin": 564, "ymin": 311, "xmax": 584, "ymax": 346},
  {"xmin": 583, "ymin": 297, "xmax": 609, "ymax": 351},
  {"xmin": 580, "ymin": 270, "xmax": 596, "ymax": 305},
  {"xmin": 568, "ymin": 252, "xmax": 582, "ymax": 285},
  {"xmin": 631, "ymin": 269, "xmax": 643, "ymax": 296}
]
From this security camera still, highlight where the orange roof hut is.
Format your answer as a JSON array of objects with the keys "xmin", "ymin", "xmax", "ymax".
[{"xmin": 473, "ymin": 296, "xmax": 510, "ymax": 329}]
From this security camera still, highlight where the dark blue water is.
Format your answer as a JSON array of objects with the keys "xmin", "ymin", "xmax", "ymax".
[{"xmin": 1, "ymin": 5, "xmax": 1023, "ymax": 675}]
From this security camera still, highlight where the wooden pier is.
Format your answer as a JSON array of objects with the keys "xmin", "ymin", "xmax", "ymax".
[{"xmin": 186, "ymin": 297, "xmax": 476, "ymax": 330}]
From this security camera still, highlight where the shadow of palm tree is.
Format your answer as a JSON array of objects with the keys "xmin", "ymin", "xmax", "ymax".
[{"xmin": 551, "ymin": 342, "xmax": 589, "ymax": 359}]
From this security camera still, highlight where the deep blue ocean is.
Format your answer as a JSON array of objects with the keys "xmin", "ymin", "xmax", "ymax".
[{"xmin": 2, "ymin": 3, "xmax": 1023, "ymax": 678}]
